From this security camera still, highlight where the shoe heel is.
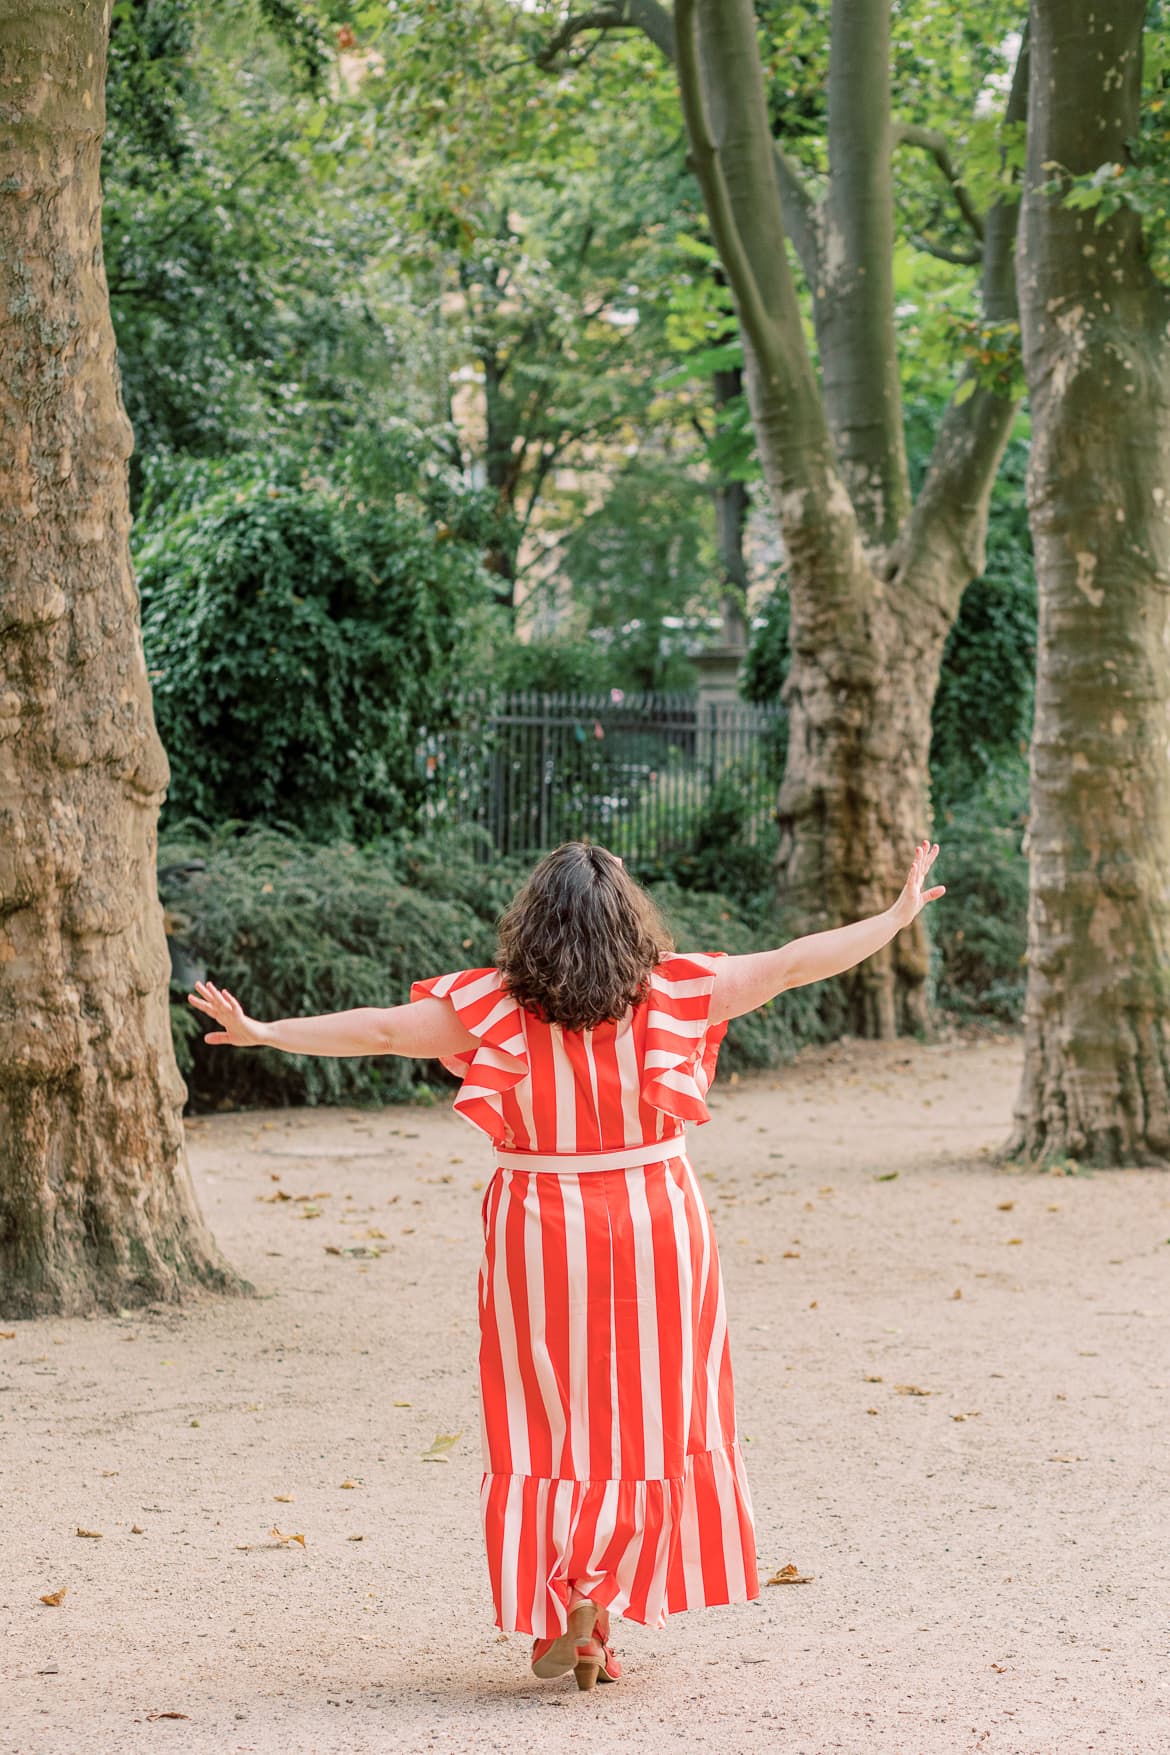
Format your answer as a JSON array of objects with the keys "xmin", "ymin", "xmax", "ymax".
[{"xmin": 573, "ymin": 1647, "xmax": 602, "ymax": 1691}]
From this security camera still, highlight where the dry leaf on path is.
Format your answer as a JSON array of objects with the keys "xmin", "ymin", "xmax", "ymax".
[
  {"xmin": 146, "ymin": 1713, "xmax": 189, "ymax": 1721},
  {"xmin": 270, "ymin": 1526, "xmax": 306, "ymax": 1546},
  {"xmin": 767, "ymin": 1563, "xmax": 813, "ymax": 1585},
  {"xmin": 75, "ymin": 1528, "xmax": 102, "ymax": 1538},
  {"xmin": 39, "ymin": 1587, "xmax": 67, "ymax": 1606},
  {"xmin": 894, "ymin": 1384, "xmax": 931, "ymax": 1396},
  {"xmin": 273, "ymin": 1494, "xmax": 294, "ymax": 1503},
  {"xmin": 422, "ymin": 1432, "xmax": 462, "ymax": 1462}
]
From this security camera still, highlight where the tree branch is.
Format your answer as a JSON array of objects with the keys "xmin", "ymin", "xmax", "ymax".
[
  {"xmin": 893, "ymin": 26, "xmax": 1031, "ymax": 607},
  {"xmin": 532, "ymin": 0, "xmax": 819, "ymax": 281},
  {"xmin": 907, "ymin": 232, "xmax": 983, "ymax": 266},
  {"xmin": 534, "ymin": 0, "xmax": 675, "ymax": 68},
  {"xmin": 674, "ymin": 0, "xmax": 779, "ymax": 369},
  {"xmin": 816, "ymin": 0, "xmax": 909, "ymax": 547},
  {"xmin": 894, "ymin": 122, "xmax": 985, "ymax": 243}
]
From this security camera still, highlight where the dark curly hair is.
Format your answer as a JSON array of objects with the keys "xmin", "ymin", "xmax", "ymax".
[{"xmin": 496, "ymin": 842, "xmax": 675, "ymax": 1030}]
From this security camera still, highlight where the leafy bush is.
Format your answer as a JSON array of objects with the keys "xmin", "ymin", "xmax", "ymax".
[
  {"xmin": 929, "ymin": 753, "xmax": 1029, "ymax": 1021},
  {"xmin": 160, "ymin": 819, "xmax": 833, "ymax": 1113},
  {"xmin": 137, "ymin": 459, "xmax": 496, "ymax": 844}
]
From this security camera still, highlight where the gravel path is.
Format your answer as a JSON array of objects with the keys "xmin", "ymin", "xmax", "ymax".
[{"xmin": 4, "ymin": 1029, "xmax": 1169, "ymax": 1755}]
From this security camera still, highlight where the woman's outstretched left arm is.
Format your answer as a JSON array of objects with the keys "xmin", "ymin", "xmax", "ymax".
[{"xmin": 187, "ymin": 982, "xmax": 478, "ymax": 1059}]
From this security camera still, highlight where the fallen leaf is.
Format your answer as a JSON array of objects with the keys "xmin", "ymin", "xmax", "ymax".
[
  {"xmin": 894, "ymin": 1384, "xmax": 931, "ymax": 1396},
  {"xmin": 76, "ymin": 1528, "xmax": 103, "ymax": 1538},
  {"xmin": 874, "ymin": 1171, "xmax": 898, "ymax": 1182},
  {"xmin": 258, "ymin": 1190, "xmax": 291, "ymax": 1203},
  {"xmin": 951, "ymin": 1288, "xmax": 963, "ymax": 1299},
  {"xmin": 863, "ymin": 1373, "xmax": 883, "ymax": 1383},
  {"xmin": 273, "ymin": 1494, "xmax": 294, "ymax": 1503},
  {"xmin": 393, "ymin": 1400, "xmax": 411, "ymax": 1408},
  {"xmin": 0, "ymin": 1330, "xmax": 15, "ymax": 1340},
  {"xmin": 1006, "ymin": 1237, "xmax": 1023, "ymax": 1245},
  {"xmin": 766, "ymin": 1563, "xmax": 813, "ymax": 1585},
  {"xmin": 347, "ymin": 1533, "xmax": 364, "ymax": 1541},
  {"xmin": 782, "ymin": 1249, "xmax": 800, "ymax": 1259},
  {"xmin": 421, "ymin": 1432, "xmax": 462, "ymax": 1462},
  {"xmin": 146, "ymin": 1713, "xmax": 189, "ymax": 1721},
  {"xmin": 39, "ymin": 1587, "xmax": 67, "ymax": 1606},
  {"xmin": 997, "ymin": 1201, "xmax": 1015, "ymax": 1211},
  {"xmin": 270, "ymin": 1526, "xmax": 306, "ymax": 1546},
  {"xmin": 339, "ymin": 1479, "xmax": 358, "ymax": 1489},
  {"xmin": 130, "ymin": 1524, "xmax": 144, "ymax": 1533}
]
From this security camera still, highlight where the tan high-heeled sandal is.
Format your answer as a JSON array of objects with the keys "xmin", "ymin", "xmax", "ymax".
[{"xmin": 531, "ymin": 1599, "xmax": 597, "ymax": 1680}]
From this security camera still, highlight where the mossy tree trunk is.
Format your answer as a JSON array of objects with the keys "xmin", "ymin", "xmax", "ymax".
[
  {"xmin": 0, "ymin": 0, "xmax": 254, "ymax": 1314},
  {"xmin": 1008, "ymin": 0, "xmax": 1170, "ymax": 1165}
]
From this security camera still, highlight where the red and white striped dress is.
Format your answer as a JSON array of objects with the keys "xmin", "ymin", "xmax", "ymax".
[{"xmin": 409, "ymin": 952, "xmax": 759, "ymax": 1639}]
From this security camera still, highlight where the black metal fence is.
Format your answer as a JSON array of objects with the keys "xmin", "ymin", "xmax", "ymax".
[{"xmin": 419, "ymin": 690, "xmax": 785, "ymax": 864}]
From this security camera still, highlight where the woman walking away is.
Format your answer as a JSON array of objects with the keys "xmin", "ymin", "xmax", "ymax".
[{"xmin": 189, "ymin": 838, "xmax": 944, "ymax": 1690}]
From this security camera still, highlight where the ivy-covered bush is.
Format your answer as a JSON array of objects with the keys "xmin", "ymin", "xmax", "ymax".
[
  {"xmin": 161, "ymin": 819, "xmax": 836, "ymax": 1113},
  {"xmin": 137, "ymin": 453, "xmax": 497, "ymax": 844},
  {"xmin": 928, "ymin": 753, "xmax": 1030, "ymax": 1022}
]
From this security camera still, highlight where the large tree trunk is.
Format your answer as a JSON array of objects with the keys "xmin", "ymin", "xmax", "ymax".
[
  {"xmin": 0, "ymin": 0, "xmax": 253, "ymax": 1314},
  {"xmin": 1008, "ymin": 0, "xmax": 1170, "ymax": 1165}
]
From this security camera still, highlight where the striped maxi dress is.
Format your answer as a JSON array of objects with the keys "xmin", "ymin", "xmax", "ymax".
[{"xmin": 409, "ymin": 952, "xmax": 759, "ymax": 1639}]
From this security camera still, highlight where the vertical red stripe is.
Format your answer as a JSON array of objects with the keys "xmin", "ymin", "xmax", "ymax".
[
  {"xmin": 590, "ymin": 1021, "xmax": 626, "ymax": 1147},
  {"xmin": 606, "ymin": 1170, "xmax": 646, "ymax": 1480},
  {"xmin": 643, "ymin": 1162, "xmax": 686, "ymax": 1477},
  {"xmin": 503, "ymin": 1171, "xmax": 553, "ymax": 1477},
  {"xmin": 513, "ymin": 1477, "xmax": 538, "ymax": 1628},
  {"xmin": 532, "ymin": 1172, "xmax": 572, "ymax": 1479},
  {"xmin": 578, "ymin": 1173, "xmax": 615, "ymax": 1479},
  {"xmin": 561, "ymin": 1030, "xmax": 603, "ymax": 1152},
  {"xmin": 478, "ymin": 1170, "xmax": 512, "ymax": 1474}
]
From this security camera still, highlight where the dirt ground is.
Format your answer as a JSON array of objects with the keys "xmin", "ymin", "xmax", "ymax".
[{"xmin": 4, "ymin": 1027, "xmax": 1170, "ymax": 1755}]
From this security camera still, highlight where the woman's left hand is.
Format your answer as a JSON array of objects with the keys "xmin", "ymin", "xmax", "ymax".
[
  {"xmin": 890, "ymin": 841, "xmax": 946, "ymax": 928},
  {"xmin": 187, "ymin": 981, "xmax": 270, "ymax": 1048}
]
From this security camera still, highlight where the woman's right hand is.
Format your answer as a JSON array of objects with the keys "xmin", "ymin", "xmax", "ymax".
[
  {"xmin": 890, "ymin": 841, "xmax": 946, "ymax": 928},
  {"xmin": 187, "ymin": 980, "xmax": 270, "ymax": 1048}
]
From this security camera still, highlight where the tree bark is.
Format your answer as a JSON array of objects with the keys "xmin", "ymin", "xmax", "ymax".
[
  {"xmin": 0, "ymin": 0, "xmax": 254, "ymax": 1314},
  {"xmin": 1009, "ymin": 0, "xmax": 1170, "ymax": 1165}
]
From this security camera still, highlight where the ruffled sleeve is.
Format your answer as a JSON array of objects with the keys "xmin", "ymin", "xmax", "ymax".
[
  {"xmin": 409, "ymin": 967, "xmax": 529, "ymax": 1144},
  {"xmin": 641, "ymin": 951, "xmax": 730, "ymax": 1126}
]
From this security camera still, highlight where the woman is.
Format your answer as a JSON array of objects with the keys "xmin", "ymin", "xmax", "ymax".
[{"xmin": 189, "ymin": 838, "xmax": 944, "ymax": 1690}]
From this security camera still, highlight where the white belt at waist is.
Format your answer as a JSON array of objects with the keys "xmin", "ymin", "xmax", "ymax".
[{"xmin": 491, "ymin": 1135, "xmax": 688, "ymax": 1174}]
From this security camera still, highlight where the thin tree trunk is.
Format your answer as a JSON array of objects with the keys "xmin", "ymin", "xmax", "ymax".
[
  {"xmin": 1009, "ymin": 0, "xmax": 1170, "ymax": 1165},
  {"xmin": 0, "ymin": 0, "xmax": 254, "ymax": 1314},
  {"xmin": 712, "ymin": 361, "xmax": 748, "ymax": 649}
]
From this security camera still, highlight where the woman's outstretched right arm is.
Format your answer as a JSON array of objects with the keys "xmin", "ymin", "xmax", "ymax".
[
  {"xmin": 708, "ymin": 840, "xmax": 945, "ymax": 1024},
  {"xmin": 187, "ymin": 982, "xmax": 478, "ymax": 1058}
]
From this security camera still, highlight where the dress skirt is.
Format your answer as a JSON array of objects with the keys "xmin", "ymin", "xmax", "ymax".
[{"xmin": 476, "ymin": 1148, "xmax": 759, "ymax": 1639}]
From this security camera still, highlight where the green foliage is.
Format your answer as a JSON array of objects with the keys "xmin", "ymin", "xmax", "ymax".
[
  {"xmin": 484, "ymin": 637, "xmax": 615, "ymax": 695},
  {"xmin": 137, "ymin": 451, "xmax": 497, "ymax": 842},
  {"xmin": 929, "ymin": 754, "xmax": 1030, "ymax": 1021},
  {"xmin": 929, "ymin": 419, "xmax": 1036, "ymax": 810},
  {"xmin": 104, "ymin": 0, "xmax": 418, "ymax": 498},
  {"xmin": 161, "ymin": 820, "xmax": 830, "ymax": 1112}
]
